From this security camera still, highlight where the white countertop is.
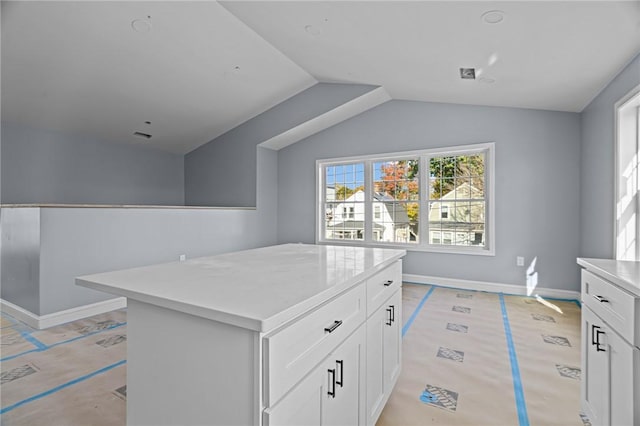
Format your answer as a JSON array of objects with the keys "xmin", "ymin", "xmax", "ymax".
[
  {"xmin": 577, "ymin": 258, "xmax": 640, "ymax": 297},
  {"xmin": 77, "ymin": 244, "xmax": 406, "ymax": 333}
]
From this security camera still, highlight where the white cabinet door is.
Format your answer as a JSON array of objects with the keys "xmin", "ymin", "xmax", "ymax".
[
  {"xmin": 365, "ymin": 305, "xmax": 386, "ymax": 425},
  {"xmin": 581, "ymin": 306, "xmax": 609, "ymax": 426},
  {"xmin": 265, "ymin": 327, "xmax": 365, "ymax": 426},
  {"xmin": 365, "ymin": 289, "xmax": 402, "ymax": 426},
  {"xmin": 263, "ymin": 365, "xmax": 323, "ymax": 426},
  {"xmin": 323, "ymin": 327, "xmax": 365, "ymax": 426},
  {"xmin": 608, "ymin": 320, "xmax": 638, "ymax": 426},
  {"xmin": 383, "ymin": 290, "xmax": 402, "ymax": 393}
]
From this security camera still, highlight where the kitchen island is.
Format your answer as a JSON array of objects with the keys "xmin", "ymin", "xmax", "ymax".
[{"xmin": 77, "ymin": 243, "xmax": 406, "ymax": 425}]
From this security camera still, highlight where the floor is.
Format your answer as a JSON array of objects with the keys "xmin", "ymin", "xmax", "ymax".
[{"xmin": 1, "ymin": 284, "xmax": 587, "ymax": 425}]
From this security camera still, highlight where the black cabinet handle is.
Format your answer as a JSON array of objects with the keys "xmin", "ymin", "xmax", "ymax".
[
  {"xmin": 324, "ymin": 320, "xmax": 343, "ymax": 333},
  {"xmin": 383, "ymin": 280, "xmax": 394, "ymax": 287},
  {"xmin": 595, "ymin": 330, "xmax": 606, "ymax": 352},
  {"xmin": 593, "ymin": 295, "xmax": 609, "ymax": 303},
  {"xmin": 386, "ymin": 308, "xmax": 393, "ymax": 326},
  {"xmin": 591, "ymin": 324, "xmax": 600, "ymax": 346},
  {"xmin": 592, "ymin": 324, "xmax": 606, "ymax": 352},
  {"xmin": 327, "ymin": 369, "xmax": 336, "ymax": 398},
  {"xmin": 336, "ymin": 360, "xmax": 344, "ymax": 387},
  {"xmin": 390, "ymin": 305, "xmax": 395, "ymax": 323}
]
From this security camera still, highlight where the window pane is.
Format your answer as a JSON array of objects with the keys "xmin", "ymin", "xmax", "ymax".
[
  {"xmin": 323, "ymin": 162, "xmax": 365, "ymax": 241},
  {"xmin": 371, "ymin": 159, "xmax": 419, "ymax": 244},
  {"xmin": 427, "ymin": 151, "xmax": 487, "ymax": 247}
]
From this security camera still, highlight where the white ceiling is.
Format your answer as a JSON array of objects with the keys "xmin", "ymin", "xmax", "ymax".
[{"xmin": 2, "ymin": 1, "xmax": 640, "ymax": 154}]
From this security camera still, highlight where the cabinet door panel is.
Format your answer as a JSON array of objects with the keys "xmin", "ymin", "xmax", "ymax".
[
  {"xmin": 365, "ymin": 307, "xmax": 386, "ymax": 425},
  {"xmin": 608, "ymin": 325, "xmax": 636, "ymax": 426},
  {"xmin": 323, "ymin": 327, "xmax": 365, "ymax": 426},
  {"xmin": 581, "ymin": 306, "xmax": 608, "ymax": 426},
  {"xmin": 264, "ymin": 367, "xmax": 323, "ymax": 426},
  {"xmin": 383, "ymin": 290, "xmax": 402, "ymax": 393}
]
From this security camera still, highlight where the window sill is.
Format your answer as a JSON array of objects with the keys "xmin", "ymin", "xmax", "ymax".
[{"xmin": 316, "ymin": 239, "xmax": 495, "ymax": 256}]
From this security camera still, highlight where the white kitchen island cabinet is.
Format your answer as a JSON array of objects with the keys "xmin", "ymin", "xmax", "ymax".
[{"xmin": 77, "ymin": 244, "xmax": 405, "ymax": 426}]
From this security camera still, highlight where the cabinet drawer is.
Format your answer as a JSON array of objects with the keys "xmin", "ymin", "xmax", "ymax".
[
  {"xmin": 263, "ymin": 283, "xmax": 366, "ymax": 407},
  {"xmin": 582, "ymin": 270, "xmax": 640, "ymax": 346},
  {"xmin": 366, "ymin": 261, "xmax": 402, "ymax": 315}
]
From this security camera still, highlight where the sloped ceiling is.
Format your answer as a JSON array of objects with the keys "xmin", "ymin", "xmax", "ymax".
[{"xmin": 2, "ymin": 1, "xmax": 640, "ymax": 154}]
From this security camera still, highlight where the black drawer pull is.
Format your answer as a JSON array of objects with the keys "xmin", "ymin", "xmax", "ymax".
[
  {"xmin": 390, "ymin": 305, "xmax": 395, "ymax": 323},
  {"xmin": 386, "ymin": 308, "xmax": 393, "ymax": 326},
  {"xmin": 324, "ymin": 320, "xmax": 343, "ymax": 333},
  {"xmin": 383, "ymin": 280, "xmax": 394, "ymax": 287},
  {"xmin": 593, "ymin": 295, "xmax": 609, "ymax": 303},
  {"xmin": 327, "ymin": 369, "xmax": 336, "ymax": 397}
]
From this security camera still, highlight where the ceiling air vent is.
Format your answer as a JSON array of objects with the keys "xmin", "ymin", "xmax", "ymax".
[
  {"xmin": 460, "ymin": 68, "xmax": 476, "ymax": 79},
  {"xmin": 134, "ymin": 131, "xmax": 152, "ymax": 139}
]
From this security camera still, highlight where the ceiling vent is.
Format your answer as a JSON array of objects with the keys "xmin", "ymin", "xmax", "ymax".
[
  {"xmin": 134, "ymin": 131, "xmax": 152, "ymax": 139},
  {"xmin": 460, "ymin": 68, "xmax": 476, "ymax": 79}
]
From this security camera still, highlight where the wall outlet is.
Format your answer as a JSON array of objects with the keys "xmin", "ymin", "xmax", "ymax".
[
  {"xmin": 516, "ymin": 256, "xmax": 525, "ymax": 267},
  {"xmin": 179, "ymin": 254, "xmax": 186, "ymax": 262}
]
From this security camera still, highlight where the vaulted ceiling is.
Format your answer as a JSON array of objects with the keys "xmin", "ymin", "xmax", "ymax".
[{"xmin": 2, "ymin": 1, "xmax": 640, "ymax": 154}]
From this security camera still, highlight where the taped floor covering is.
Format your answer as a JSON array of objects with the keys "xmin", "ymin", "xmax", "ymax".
[
  {"xmin": 380, "ymin": 284, "xmax": 586, "ymax": 426},
  {"xmin": 1, "ymin": 284, "xmax": 585, "ymax": 425}
]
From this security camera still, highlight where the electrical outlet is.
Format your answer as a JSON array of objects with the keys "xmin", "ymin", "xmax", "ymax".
[
  {"xmin": 179, "ymin": 254, "xmax": 186, "ymax": 262},
  {"xmin": 516, "ymin": 256, "xmax": 525, "ymax": 267}
]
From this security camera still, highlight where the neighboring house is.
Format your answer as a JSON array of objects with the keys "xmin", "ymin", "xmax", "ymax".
[
  {"xmin": 326, "ymin": 190, "xmax": 415, "ymax": 242},
  {"xmin": 428, "ymin": 182, "xmax": 485, "ymax": 246}
]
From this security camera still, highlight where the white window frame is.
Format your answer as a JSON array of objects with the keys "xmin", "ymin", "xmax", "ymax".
[
  {"xmin": 614, "ymin": 84, "xmax": 640, "ymax": 261},
  {"xmin": 316, "ymin": 142, "xmax": 495, "ymax": 255}
]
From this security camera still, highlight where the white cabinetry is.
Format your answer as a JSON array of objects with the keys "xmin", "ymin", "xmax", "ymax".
[
  {"xmin": 77, "ymin": 244, "xmax": 406, "ymax": 426},
  {"xmin": 264, "ymin": 326, "xmax": 365, "ymax": 426},
  {"xmin": 578, "ymin": 261, "xmax": 640, "ymax": 426},
  {"xmin": 365, "ymin": 261, "xmax": 402, "ymax": 426}
]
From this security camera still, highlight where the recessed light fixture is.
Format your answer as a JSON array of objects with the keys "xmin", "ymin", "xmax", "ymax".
[
  {"xmin": 482, "ymin": 10, "xmax": 505, "ymax": 24},
  {"xmin": 134, "ymin": 131, "xmax": 152, "ymax": 139},
  {"xmin": 460, "ymin": 68, "xmax": 476, "ymax": 80},
  {"xmin": 131, "ymin": 18, "xmax": 152, "ymax": 33},
  {"xmin": 305, "ymin": 24, "xmax": 322, "ymax": 36}
]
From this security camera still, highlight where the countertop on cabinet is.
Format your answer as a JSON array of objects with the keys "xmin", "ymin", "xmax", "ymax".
[
  {"xmin": 577, "ymin": 257, "xmax": 640, "ymax": 297},
  {"xmin": 77, "ymin": 243, "xmax": 406, "ymax": 333}
]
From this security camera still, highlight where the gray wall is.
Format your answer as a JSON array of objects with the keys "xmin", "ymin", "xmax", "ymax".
[
  {"xmin": 1, "ymin": 144, "xmax": 278, "ymax": 316},
  {"xmin": 1, "ymin": 124, "xmax": 185, "ymax": 205},
  {"xmin": 580, "ymin": 53, "xmax": 640, "ymax": 258},
  {"xmin": 185, "ymin": 83, "xmax": 377, "ymax": 207},
  {"xmin": 0, "ymin": 207, "xmax": 40, "ymax": 313},
  {"xmin": 277, "ymin": 100, "xmax": 582, "ymax": 292}
]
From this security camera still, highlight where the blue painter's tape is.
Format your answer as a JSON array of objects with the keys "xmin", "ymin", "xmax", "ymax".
[
  {"xmin": 0, "ymin": 359, "xmax": 127, "ymax": 415},
  {"xmin": 420, "ymin": 390, "xmax": 438, "ymax": 404},
  {"xmin": 402, "ymin": 286, "xmax": 435, "ymax": 338},
  {"xmin": 499, "ymin": 293, "xmax": 529, "ymax": 426},
  {"xmin": 20, "ymin": 331, "xmax": 48, "ymax": 351},
  {"xmin": 0, "ymin": 322, "xmax": 127, "ymax": 363}
]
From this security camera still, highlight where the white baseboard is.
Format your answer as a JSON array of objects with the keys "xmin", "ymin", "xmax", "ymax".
[
  {"xmin": 403, "ymin": 273, "xmax": 580, "ymax": 301},
  {"xmin": 1, "ymin": 297, "xmax": 127, "ymax": 330}
]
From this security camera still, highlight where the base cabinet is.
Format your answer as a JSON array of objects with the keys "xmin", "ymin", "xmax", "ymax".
[
  {"xmin": 579, "ymin": 264, "xmax": 640, "ymax": 426},
  {"xmin": 264, "ymin": 326, "xmax": 365, "ymax": 426},
  {"xmin": 365, "ymin": 289, "xmax": 402, "ymax": 426}
]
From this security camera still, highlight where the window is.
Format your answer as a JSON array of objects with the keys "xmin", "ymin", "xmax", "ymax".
[
  {"xmin": 615, "ymin": 85, "xmax": 640, "ymax": 261},
  {"xmin": 317, "ymin": 143, "xmax": 494, "ymax": 255}
]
